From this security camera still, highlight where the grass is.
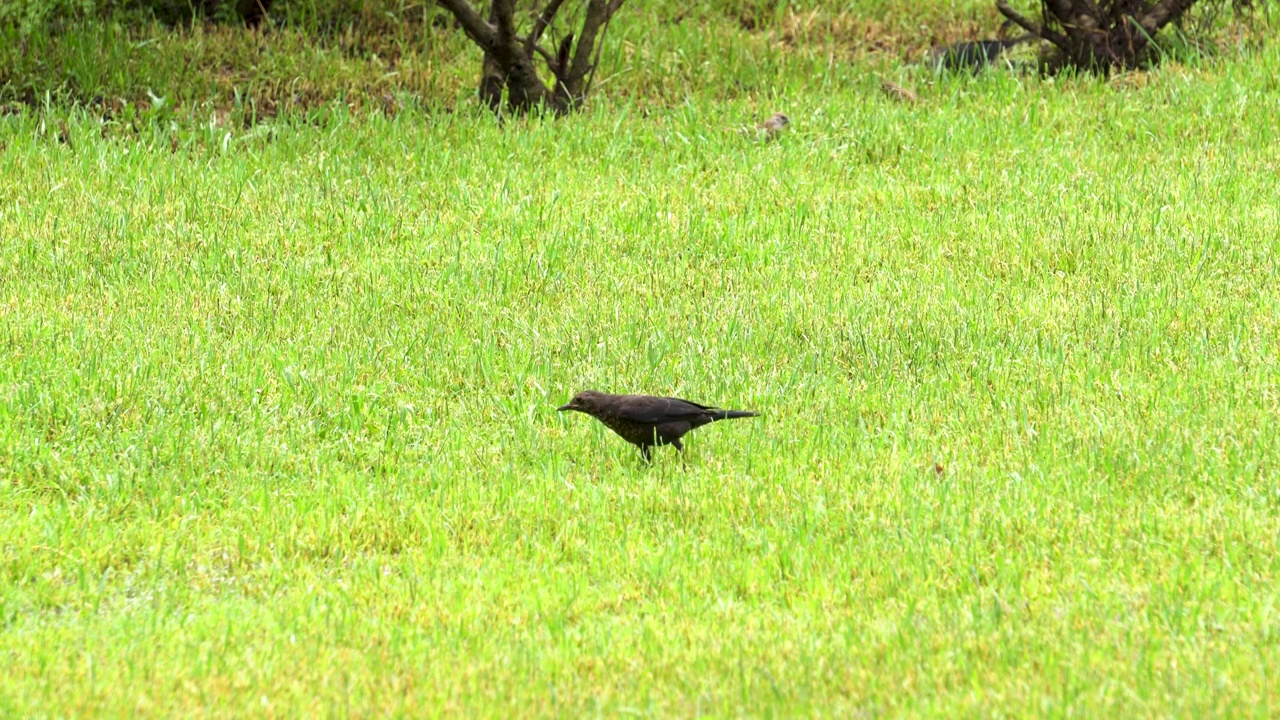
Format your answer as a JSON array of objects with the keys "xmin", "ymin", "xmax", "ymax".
[
  {"xmin": 0, "ymin": 0, "xmax": 1126, "ymax": 114},
  {"xmin": 3, "ymin": 3, "xmax": 1280, "ymax": 715}
]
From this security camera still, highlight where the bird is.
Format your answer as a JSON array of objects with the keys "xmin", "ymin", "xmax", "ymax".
[
  {"xmin": 756, "ymin": 112, "xmax": 790, "ymax": 140},
  {"xmin": 880, "ymin": 80, "xmax": 918, "ymax": 103},
  {"xmin": 926, "ymin": 22, "xmax": 1037, "ymax": 73},
  {"xmin": 557, "ymin": 390, "xmax": 759, "ymax": 461}
]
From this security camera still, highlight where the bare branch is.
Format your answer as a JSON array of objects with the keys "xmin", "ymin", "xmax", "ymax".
[
  {"xmin": 1043, "ymin": 0, "xmax": 1076, "ymax": 23},
  {"xmin": 1137, "ymin": 0, "xmax": 1200, "ymax": 33},
  {"xmin": 525, "ymin": 0, "xmax": 569, "ymax": 54},
  {"xmin": 556, "ymin": 33, "xmax": 574, "ymax": 76},
  {"xmin": 530, "ymin": 41, "xmax": 562, "ymax": 77},
  {"xmin": 1078, "ymin": 0, "xmax": 1104, "ymax": 21},
  {"xmin": 524, "ymin": 32, "xmax": 574, "ymax": 83},
  {"xmin": 997, "ymin": 0, "xmax": 1067, "ymax": 45},
  {"xmin": 443, "ymin": 0, "xmax": 624, "ymax": 115},
  {"xmin": 998, "ymin": 0, "xmax": 1207, "ymax": 72},
  {"xmin": 1039, "ymin": 0, "xmax": 1080, "ymax": 28},
  {"xmin": 564, "ymin": 0, "xmax": 607, "ymax": 86},
  {"xmin": 493, "ymin": 0, "xmax": 518, "ymax": 45},
  {"xmin": 530, "ymin": 42, "xmax": 556, "ymax": 65},
  {"xmin": 583, "ymin": 0, "xmax": 624, "ymax": 98},
  {"xmin": 562, "ymin": 0, "xmax": 626, "ymax": 97},
  {"xmin": 436, "ymin": 0, "xmax": 496, "ymax": 49}
]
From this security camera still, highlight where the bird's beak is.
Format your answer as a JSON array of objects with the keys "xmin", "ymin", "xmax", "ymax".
[{"xmin": 556, "ymin": 403, "xmax": 572, "ymax": 412}]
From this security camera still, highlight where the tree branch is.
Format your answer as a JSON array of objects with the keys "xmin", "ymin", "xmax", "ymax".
[
  {"xmin": 530, "ymin": 42, "xmax": 556, "ymax": 65},
  {"xmin": 492, "ymin": 0, "xmax": 518, "ymax": 46},
  {"xmin": 1137, "ymin": 0, "xmax": 1200, "ymax": 33},
  {"xmin": 436, "ymin": 0, "xmax": 495, "ymax": 49},
  {"xmin": 996, "ymin": 0, "xmax": 1067, "ymax": 45},
  {"xmin": 524, "ymin": 0, "xmax": 568, "ymax": 55},
  {"xmin": 583, "ymin": 0, "xmax": 624, "ymax": 98},
  {"xmin": 555, "ymin": 34, "xmax": 574, "ymax": 79},
  {"xmin": 562, "ymin": 0, "xmax": 625, "ymax": 97},
  {"xmin": 1077, "ymin": 0, "xmax": 1104, "ymax": 22},
  {"xmin": 443, "ymin": 0, "xmax": 622, "ymax": 115},
  {"xmin": 529, "ymin": 41, "xmax": 562, "ymax": 77},
  {"xmin": 1041, "ymin": 0, "xmax": 1076, "ymax": 26},
  {"xmin": 523, "ymin": 32, "xmax": 575, "ymax": 83}
]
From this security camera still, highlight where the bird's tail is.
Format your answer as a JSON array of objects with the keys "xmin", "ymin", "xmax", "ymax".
[{"xmin": 710, "ymin": 409, "xmax": 759, "ymax": 421}]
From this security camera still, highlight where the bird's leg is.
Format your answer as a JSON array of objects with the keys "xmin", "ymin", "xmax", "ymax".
[
  {"xmin": 639, "ymin": 445, "xmax": 652, "ymax": 463},
  {"xmin": 671, "ymin": 439, "xmax": 689, "ymax": 467}
]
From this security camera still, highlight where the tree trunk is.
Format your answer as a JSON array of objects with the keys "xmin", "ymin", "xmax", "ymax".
[
  {"xmin": 997, "ymin": 0, "xmax": 1202, "ymax": 71},
  {"xmin": 438, "ymin": 0, "xmax": 625, "ymax": 115}
]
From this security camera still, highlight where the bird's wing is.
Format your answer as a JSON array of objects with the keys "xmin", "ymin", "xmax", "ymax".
[{"xmin": 617, "ymin": 396, "xmax": 712, "ymax": 424}]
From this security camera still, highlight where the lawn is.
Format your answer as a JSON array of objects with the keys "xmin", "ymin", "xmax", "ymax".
[{"xmin": 2, "ymin": 4, "xmax": 1280, "ymax": 715}]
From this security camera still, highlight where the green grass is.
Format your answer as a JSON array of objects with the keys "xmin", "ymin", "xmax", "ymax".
[
  {"xmin": 3, "ymin": 12, "xmax": 1280, "ymax": 716},
  {"xmin": 0, "ymin": 0, "xmax": 1071, "ymax": 113}
]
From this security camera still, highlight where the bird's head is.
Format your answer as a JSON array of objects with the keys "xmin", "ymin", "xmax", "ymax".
[{"xmin": 557, "ymin": 390, "xmax": 606, "ymax": 414}]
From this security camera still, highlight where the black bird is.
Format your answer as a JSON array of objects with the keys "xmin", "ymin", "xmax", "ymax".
[
  {"xmin": 928, "ymin": 34, "xmax": 1035, "ymax": 72},
  {"xmin": 557, "ymin": 390, "xmax": 759, "ymax": 461}
]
